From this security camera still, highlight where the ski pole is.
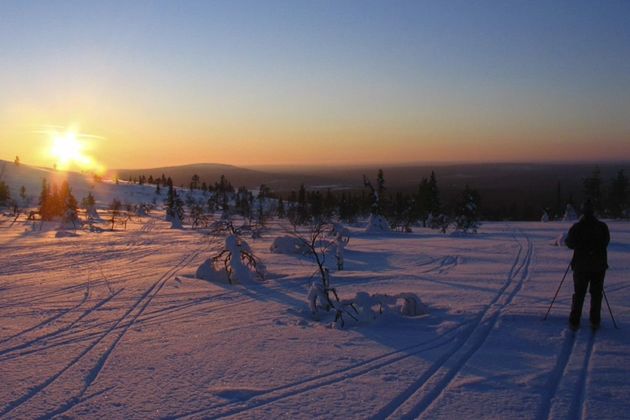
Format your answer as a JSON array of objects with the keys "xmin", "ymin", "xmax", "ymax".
[
  {"xmin": 543, "ymin": 261, "xmax": 572, "ymax": 321},
  {"xmin": 603, "ymin": 289, "xmax": 619, "ymax": 329}
]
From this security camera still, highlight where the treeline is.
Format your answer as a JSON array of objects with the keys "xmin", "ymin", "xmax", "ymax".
[
  {"xmin": 120, "ymin": 172, "xmax": 232, "ymax": 194},
  {"xmin": 158, "ymin": 168, "xmax": 482, "ymax": 233}
]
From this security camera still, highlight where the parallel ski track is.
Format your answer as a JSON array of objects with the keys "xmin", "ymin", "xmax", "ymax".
[
  {"xmin": 0, "ymin": 248, "xmax": 203, "ymax": 418},
  {"xmin": 374, "ymin": 229, "xmax": 533, "ymax": 419},
  {"xmin": 568, "ymin": 331, "xmax": 596, "ymax": 420},
  {"xmin": 0, "ymin": 290, "xmax": 123, "ymax": 359},
  {"xmin": 172, "ymin": 231, "xmax": 532, "ymax": 419},
  {"xmin": 172, "ymin": 321, "xmax": 468, "ymax": 419},
  {"xmin": 538, "ymin": 328, "xmax": 597, "ymax": 420}
]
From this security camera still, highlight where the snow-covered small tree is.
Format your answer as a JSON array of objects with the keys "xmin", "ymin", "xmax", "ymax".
[
  {"xmin": 541, "ymin": 209, "xmax": 550, "ymax": 223},
  {"xmin": 294, "ymin": 221, "xmax": 358, "ymax": 327},
  {"xmin": 562, "ymin": 203, "xmax": 578, "ymax": 221},
  {"xmin": 0, "ymin": 180, "xmax": 11, "ymax": 207},
  {"xmin": 197, "ymin": 221, "xmax": 265, "ymax": 284},
  {"xmin": 454, "ymin": 185, "xmax": 481, "ymax": 233}
]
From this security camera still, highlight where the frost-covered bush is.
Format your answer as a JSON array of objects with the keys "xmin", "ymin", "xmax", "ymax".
[
  {"xmin": 454, "ymin": 185, "xmax": 481, "ymax": 234},
  {"xmin": 541, "ymin": 210, "xmax": 550, "ymax": 223},
  {"xmin": 353, "ymin": 292, "xmax": 428, "ymax": 321},
  {"xmin": 366, "ymin": 214, "xmax": 390, "ymax": 233},
  {"xmin": 270, "ymin": 235, "xmax": 311, "ymax": 255},
  {"xmin": 562, "ymin": 204, "xmax": 578, "ymax": 221},
  {"xmin": 196, "ymin": 234, "xmax": 265, "ymax": 284}
]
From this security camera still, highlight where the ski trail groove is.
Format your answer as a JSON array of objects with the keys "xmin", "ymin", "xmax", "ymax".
[
  {"xmin": 568, "ymin": 331, "xmax": 596, "ymax": 420},
  {"xmin": 0, "ymin": 290, "xmax": 123, "ymax": 359},
  {"xmin": 0, "ymin": 249, "xmax": 202, "ymax": 418},
  {"xmin": 173, "ymin": 322, "xmax": 468, "ymax": 419},
  {"xmin": 0, "ymin": 291, "xmax": 89, "ymax": 346},
  {"xmin": 535, "ymin": 328, "xmax": 576, "ymax": 420},
  {"xmin": 374, "ymin": 230, "xmax": 533, "ymax": 419}
]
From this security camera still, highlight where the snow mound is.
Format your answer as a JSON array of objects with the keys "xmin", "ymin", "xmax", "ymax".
[
  {"xmin": 365, "ymin": 214, "xmax": 390, "ymax": 233},
  {"xmin": 195, "ymin": 258, "xmax": 231, "ymax": 284},
  {"xmin": 270, "ymin": 236, "xmax": 309, "ymax": 255},
  {"xmin": 353, "ymin": 292, "xmax": 428, "ymax": 319}
]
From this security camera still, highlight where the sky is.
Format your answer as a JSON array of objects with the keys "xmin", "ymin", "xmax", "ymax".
[{"xmin": 0, "ymin": 0, "xmax": 629, "ymax": 170}]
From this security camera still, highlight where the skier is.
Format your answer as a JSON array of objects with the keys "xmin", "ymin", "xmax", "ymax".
[{"xmin": 565, "ymin": 199, "xmax": 610, "ymax": 330}]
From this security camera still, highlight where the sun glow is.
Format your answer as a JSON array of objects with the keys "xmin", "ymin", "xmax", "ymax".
[{"xmin": 47, "ymin": 128, "xmax": 106, "ymax": 174}]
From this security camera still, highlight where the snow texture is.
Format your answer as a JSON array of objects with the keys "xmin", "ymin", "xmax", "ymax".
[{"xmin": 1, "ymin": 161, "xmax": 629, "ymax": 419}]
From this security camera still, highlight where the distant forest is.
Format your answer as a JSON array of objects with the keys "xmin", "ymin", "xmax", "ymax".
[{"xmin": 117, "ymin": 162, "xmax": 630, "ymax": 223}]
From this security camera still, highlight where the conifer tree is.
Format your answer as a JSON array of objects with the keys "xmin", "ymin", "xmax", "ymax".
[
  {"xmin": 454, "ymin": 185, "xmax": 481, "ymax": 233},
  {"xmin": 609, "ymin": 170, "xmax": 628, "ymax": 218},
  {"xmin": 0, "ymin": 181, "xmax": 10, "ymax": 206},
  {"xmin": 583, "ymin": 167, "xmax": 602, "ymax": 213}
]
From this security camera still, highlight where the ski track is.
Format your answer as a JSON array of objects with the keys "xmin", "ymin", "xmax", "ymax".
[
  {"xmin": 539, "ymin": 327, "xmax": 597, "ymax": 420},
  {"xmin": 535, "ymin": 330, "xmax": 578, "ymax": 420},
  {"xmin": 172, "ymin": 321, "xmax": 469, "ymax": 419},
  {"xmin": 0, "ymin": 248, "xmax": 202, "ymax": 418},
  {"xmin": 569, "ymin": 332, "xmax": 596, "ymax": 420},
  {"xmin": 170, "ymin": 230, "xmax": 532, "ymax": 419},
  {"xmin": 0, "ymin": 290, "xmax": 124, "ymax": 359},
  {"xmin": 374, "ymin": 228, "xmax": 533, "ymax": 419}
]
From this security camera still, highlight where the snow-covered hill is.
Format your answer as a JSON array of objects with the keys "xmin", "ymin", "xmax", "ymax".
[{"xmin": 0, "ymin": 160, "xmax": 172, "ymax": 209}]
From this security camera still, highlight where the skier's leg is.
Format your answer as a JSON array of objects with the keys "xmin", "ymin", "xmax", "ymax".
[
  {"xmin": 589, "ymin": 271, "xmax": 605, "ymax": 327},
  {"xmin": 570, "ymin": 272, "xmax": 588, "ymax": 327}
]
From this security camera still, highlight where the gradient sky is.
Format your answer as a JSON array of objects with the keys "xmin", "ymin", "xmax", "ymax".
[{"xmin": 1, "ymin": 0, "xmax": 629, "ymax": 170}]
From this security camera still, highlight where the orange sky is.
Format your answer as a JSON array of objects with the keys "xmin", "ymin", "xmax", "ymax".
[{"xmin": 1, "ymin": 2, "xmax": 629, "ymax": 170}]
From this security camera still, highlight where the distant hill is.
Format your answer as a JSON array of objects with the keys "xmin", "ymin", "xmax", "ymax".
[{"xmin": 112, "ymin": 163, "xmax": 336, "ymax": 191}]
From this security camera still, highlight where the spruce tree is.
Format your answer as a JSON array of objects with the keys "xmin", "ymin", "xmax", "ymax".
[
  {"xmin": 609, "ymin": 170, "xmax": 628, "ymax": 218},
  {"xmin": 0, "ymin": 181, "xmax": 10, "ymax": 206},
  {"xmin": 454, "ymin": 185, "xmax": 481, "ymax": 233},
  {"xmin": 583, "ymin": 167, "xmax": 602, "ymax": 213}
]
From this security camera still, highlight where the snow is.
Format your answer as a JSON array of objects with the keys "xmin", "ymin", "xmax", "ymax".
[
  {"xmin": 1, "ymin": 164, "xmax": 630, "ymax": 419},
  {"xmin": 366, "ymin": 214, "xmax": 390, "ymax": 232}
]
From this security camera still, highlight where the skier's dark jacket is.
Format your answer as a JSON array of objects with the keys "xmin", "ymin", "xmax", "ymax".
[{"xmin": 565, "ymin": 215, "xmax": 610, "ymax": 272}]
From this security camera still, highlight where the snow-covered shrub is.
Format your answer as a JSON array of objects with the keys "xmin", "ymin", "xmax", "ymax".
[
  {"xmin": 197, "ymin": 234, "xmax": 265, "ymax": 284},
  {"xmin": 86, "ymin": 205, "xmax": 101, "ymax": 221},
  {"xmin": 366, "ymin": 214, "xmax": 390, "ymax": 233},
  {"xmin": 59, "ymin": 208, "xmax": 81, "ymax": 230},
  {"xmin": 454, "ymin": 186, "xmax": 481, "ymax": 234},
  {"xmin": 353, "ymin": 292, "xmax": 428, "ymax": 321},
  {"xmin": 270, "ymin": 235, "xmax": 311, "ymax": 255},
  {"xmin": 562, "ymin": 204, "xmax": 577, "ymax": 221},
  {"xmin": 541, "ymin": 210, "xmax": 549, "ymax": 223},
  {"xmin": 135, "ymin": 204, "xmax": 149, "ymax": 217}
]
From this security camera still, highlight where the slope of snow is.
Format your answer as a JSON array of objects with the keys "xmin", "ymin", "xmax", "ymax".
[{"xmin": 0, "ymin": 191, "xmax": 629, "ymax": 418}]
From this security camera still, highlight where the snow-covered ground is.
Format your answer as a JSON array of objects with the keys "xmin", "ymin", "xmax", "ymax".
[
  {"xmin": 0, "ymin": 161, "xmax": 629, "ymax": 419},
  {"xmin": 1, "ymin": 208, "xmax": 629, "ymax": 419}
]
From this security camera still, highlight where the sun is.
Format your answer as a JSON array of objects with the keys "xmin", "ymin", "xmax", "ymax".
[
  {"xmin": 46, "ymin": 128, "xmax": 105, "ymax": 174},
  {"xmin": 51, "ymin": 131, "xmax": 84, "ymax": 167}
]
